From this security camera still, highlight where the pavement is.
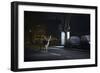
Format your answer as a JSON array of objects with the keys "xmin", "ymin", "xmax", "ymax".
[{"xmin": 24, "ymin": 46, "xmax": 90, "ymax": 62}]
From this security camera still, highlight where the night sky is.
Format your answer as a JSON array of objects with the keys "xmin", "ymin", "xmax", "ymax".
[
  {"xmin": 70, "ymin": 14, "xmax": 90, "ymax": 36},
  {"xmin": 24, "ymin": 11, "xmax": 90, "ymax": 37}
]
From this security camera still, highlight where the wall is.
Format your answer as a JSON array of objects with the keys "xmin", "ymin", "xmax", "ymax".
[{"xmin": 0, "ymin": 0, "xmax": 99, "ymax": 73}]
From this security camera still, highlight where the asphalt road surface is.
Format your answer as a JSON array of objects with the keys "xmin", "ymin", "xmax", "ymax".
[{"xmin": 24, "ymin": 46, "xmax": 90, "ymax": 62}]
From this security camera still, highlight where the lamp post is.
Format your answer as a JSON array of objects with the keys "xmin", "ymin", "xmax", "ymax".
[
  {"xmin": 64, "ymin": 14, "xmax": 71, "ymax": 44},
  {"xmin": 67, "ymin": 23, "xmax": 70, "ymax": 40}
]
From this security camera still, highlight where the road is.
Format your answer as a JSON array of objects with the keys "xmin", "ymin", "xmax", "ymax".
[{"xmin": 24, "ymin": 46, "xmax": 90, "ymax": 62}]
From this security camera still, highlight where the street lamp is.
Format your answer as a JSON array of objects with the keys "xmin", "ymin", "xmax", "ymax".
[{"xmin": 67, "ymin": 24, "xmax": 70, "ymax": 40}]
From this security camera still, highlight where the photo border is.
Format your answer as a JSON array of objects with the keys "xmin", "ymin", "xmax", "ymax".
[{"xmin": 11, "ymin": 1, "xmax": 97, "ymax": 71}]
